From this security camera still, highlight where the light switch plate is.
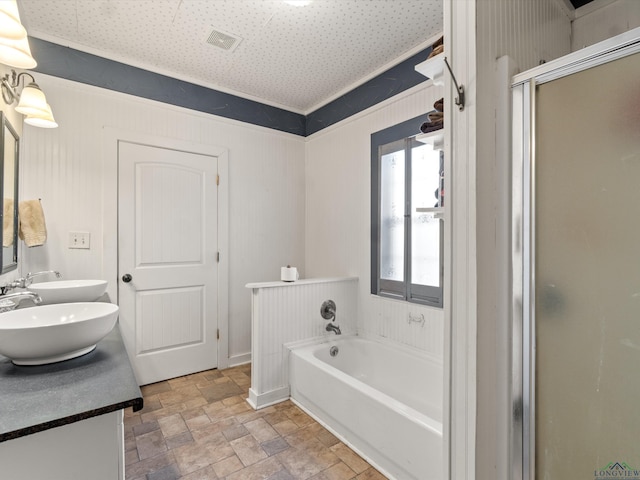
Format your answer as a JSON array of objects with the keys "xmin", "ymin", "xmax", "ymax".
[{"xmin": 69, "ymin": 232, "xmax": 90, "ymax": 249}]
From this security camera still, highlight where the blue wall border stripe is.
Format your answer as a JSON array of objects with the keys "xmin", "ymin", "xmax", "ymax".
[
  {"xmin": 30, "ymin": 37, "xmax": 432, "ymax": 137},
  {"xmin": 305, "ymin": 48, "xmax": 433, "ymax": 136},
  {"xmin": 29, "ymin": 38, "xmax": 306, "ymax": 136}
]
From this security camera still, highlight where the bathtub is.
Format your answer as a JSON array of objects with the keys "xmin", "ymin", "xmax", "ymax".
[{"xmin": 289, "ymin": 336, "xmax": 443, "ymax": 480}]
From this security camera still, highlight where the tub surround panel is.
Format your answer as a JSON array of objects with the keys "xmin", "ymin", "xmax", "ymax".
[
  {"xmin": 247, "ymin": 277, "xmax": 358, "ymax": 408},
  {"xmin": 0, "ymin": 323, "xmax": 142, "ymax": 442},
  {"xmin": 360, "ymin": 295, "xmax": 445, "ymax": 356}
]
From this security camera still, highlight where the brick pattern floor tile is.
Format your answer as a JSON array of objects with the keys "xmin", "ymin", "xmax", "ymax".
[{"xmin": 124, "ymin": 364, "xmax": 387, "ymax": 479}]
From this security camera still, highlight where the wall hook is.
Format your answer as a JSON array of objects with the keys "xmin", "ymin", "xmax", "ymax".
[{"xmin": 443, "ymin": 57, "xmax": 465, "ymax": 111}]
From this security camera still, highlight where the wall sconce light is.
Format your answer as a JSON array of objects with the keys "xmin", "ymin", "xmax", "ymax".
[
  {"xmin": 0, "ymin": 35, "xmax": 37, "ymax": 69},
  {"xmin": 1, "ymin": 70, "xmax": 57, "ymax": 128},
  {"xmin": 0, "ymin": 1, "xmax": 54, "ymax": 127},
  {"xmin": 0, "ymin": 0, "xmax": 27, "ymax": 40},
  {"xmin": 0, "ymin": 0, "xmax": 37, "ymax": 69}
]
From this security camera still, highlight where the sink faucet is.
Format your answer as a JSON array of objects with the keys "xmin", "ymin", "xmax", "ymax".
[
  {"xmin": 24, "ymin": 270, "xmax": 62, "ymax": 287},
  {"xmin": 0, "ymin": 291, "xmax": 43, "ymax": 312},
  {"xmin": 0, "ymin": 271, "xmax": 62, "ymax": 294},
  {"xmin": 326, "ymin": 322, "xmax": 341, "ymax": 335}
]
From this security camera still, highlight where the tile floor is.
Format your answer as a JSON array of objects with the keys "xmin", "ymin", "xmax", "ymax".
[{"xmin": 124, "ymin": 364, "xmax": 387, "ymax": 480}]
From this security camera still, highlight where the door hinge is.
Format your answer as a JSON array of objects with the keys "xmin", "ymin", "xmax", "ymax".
[
  {"xmin": 217, "ymin": 251, "xmax": 220, "ymax": 262},
  {"xmin": 217, "ymin": 328, "xmax": 220, "ymax": 340},
  {"xmin": 216, "ymin": 174, "xmax": 220, "ymax": 186}
]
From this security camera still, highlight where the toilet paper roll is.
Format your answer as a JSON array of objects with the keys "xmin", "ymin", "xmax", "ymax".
[{"xmin": 281, "ymin": 266, "xmax": 299, "ymax": 282}]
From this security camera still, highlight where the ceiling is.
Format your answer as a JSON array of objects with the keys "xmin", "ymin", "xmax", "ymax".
[
  {"xmin": 568, "ymin": 0, "xmax": 594, "ymax": 8},
  {"xmin": 18, "ymin": 0, "xmax": 443, "ymax": 114}
]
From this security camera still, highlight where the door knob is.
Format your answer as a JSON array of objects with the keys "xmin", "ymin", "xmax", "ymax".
[{"xmin": 122, "ymin": 274, "xmax": 132, "ymax": 283}]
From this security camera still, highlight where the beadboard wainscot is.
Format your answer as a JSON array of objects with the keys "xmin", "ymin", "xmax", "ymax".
[{"xmin": 246, "ymin": 277, "xmax": 358, "ymax": 409}]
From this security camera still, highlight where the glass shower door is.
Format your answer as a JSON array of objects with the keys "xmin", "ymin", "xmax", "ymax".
[{"xmin": 534, "ymin": 51, "xmax": 640, "ymax": 479}]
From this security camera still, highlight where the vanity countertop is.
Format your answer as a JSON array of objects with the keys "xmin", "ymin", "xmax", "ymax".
[{"xmin": 0, "ymin": 322, "xmax": 143, "ymax": 442}]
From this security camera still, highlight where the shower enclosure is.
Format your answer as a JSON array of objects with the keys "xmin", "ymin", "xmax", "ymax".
[{"xmin": 512, "ymin": 32, "xmax": 640, "ymax": 480}]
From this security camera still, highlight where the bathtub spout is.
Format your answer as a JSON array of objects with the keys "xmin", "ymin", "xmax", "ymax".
[{"xmin": 326, "ymin": 323, "xmax": 341, "ymax": 335}]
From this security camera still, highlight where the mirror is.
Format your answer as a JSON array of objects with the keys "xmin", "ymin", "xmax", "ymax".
[{"xmin": 1, "ymin": 112, "xmax": 19, "ymax": 273}]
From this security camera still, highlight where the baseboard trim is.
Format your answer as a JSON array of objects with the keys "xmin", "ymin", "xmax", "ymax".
[
  {"xmin": 228, "ymin": 352, "xmax": 251, "ymax": 367},
  {"xmin": 247, "ymin": 386, "xmax": 290, "ymax": 410}
]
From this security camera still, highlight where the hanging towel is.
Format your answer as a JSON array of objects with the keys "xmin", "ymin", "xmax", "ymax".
[
  {"xmin": 3, "ymin": 198, "xmax": 13, "ymax": 247},
  {"xmin": 18, "ymin": 199, "xmax": 47, "ymax": 247}
]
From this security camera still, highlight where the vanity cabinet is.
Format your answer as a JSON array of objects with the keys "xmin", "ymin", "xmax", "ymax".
[
  {"xmin": 0, "ymin": 324, "xmax": 142, "ymax": 479},
  {"xmin": 0, "ymin": 411, "xmax": 125, "ymax": 480}
]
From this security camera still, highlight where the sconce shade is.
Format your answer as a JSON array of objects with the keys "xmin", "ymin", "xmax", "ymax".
[
  {"xmin": 0, "ymin": 35, "xmax": 37, "ymax": 69},
  {"xmin": 24, "ymin": 103, "xmax": 58, "ymax": 128},
  {"xmin": 0, "ymin": 0, "xmax": 27, "ymax": 40},
  {"xmin": 15, "ymin": 82, "xmax": 48, "ymax": 115}
]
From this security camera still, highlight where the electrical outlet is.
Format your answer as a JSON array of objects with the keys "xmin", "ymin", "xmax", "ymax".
[{"xmin": 68, "ymin": 232, "xmax": 90, "ymax": 249}]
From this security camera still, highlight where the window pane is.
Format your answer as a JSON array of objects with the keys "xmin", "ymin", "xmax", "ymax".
[
  {"xmin": 411, "ymin": 144, "xmax": 441, "ymax": 287},
  {"xmin": 380, "ymin": 148, "xmax": 405, "ymax": 281}
]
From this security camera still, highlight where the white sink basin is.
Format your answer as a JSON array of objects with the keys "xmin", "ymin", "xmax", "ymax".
[
  {"xmin": 0, "ymin": 302, "xmax": 119, "ymax": 365},
  {"xmin": 28, "ymin": 279, "xmax": 108, "ymax": 304}
]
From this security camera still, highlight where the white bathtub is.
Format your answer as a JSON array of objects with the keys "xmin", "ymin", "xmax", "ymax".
[{"xmin": 289, "ymin": 336, "xmax": 443, "ymax": 480}]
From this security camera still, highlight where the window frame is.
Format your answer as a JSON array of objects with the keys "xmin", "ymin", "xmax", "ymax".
[{"xmin": 371, "ymin": 114, "xmax": 444, "ymax": 308}]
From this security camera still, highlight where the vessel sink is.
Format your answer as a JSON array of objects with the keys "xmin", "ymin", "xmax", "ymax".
[
  {"xmin": 28, "ymin": 279, "xmax": 108, "ymax": 304},
  {"xmin": 0, "ymin": 302, "xmax": 119, "ymax": 365}
]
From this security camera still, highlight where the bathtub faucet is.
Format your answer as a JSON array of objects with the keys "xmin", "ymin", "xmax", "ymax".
[
  {"xmin": 320, "ymin": 299, "xmax": 336, "ymax": 321},
  {"xmin": 326, "ymin": 322, "xmax": 341, "ymax": 335},
  {"xmin": 321, "ymin": 300, "xmax": 340, "ymax": 334}
]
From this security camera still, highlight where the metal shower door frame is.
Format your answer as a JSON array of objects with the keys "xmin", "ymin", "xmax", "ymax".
[{"xmin": 510, "ymin": 28, "xmax": 640, "ymax": 480}]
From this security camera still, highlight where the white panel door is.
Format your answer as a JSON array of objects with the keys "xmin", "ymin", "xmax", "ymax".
[{"xmin": 118, "ymin": 141, "xmax": 218, "ymax": 385}]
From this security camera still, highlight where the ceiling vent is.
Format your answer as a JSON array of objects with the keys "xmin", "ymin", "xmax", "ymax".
[{"xmin": 205, "ymin": 28, "xmax": 242, "ymax": 52}]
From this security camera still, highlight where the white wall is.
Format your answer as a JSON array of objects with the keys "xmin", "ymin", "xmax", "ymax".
[
  {"xmin": 305, "ymin": 82, "xmax": 445, "ymax": 358},
  {"xmin": 19, "ymin": 74, "xmax": 306, "ymax": 364},
  {"xmin": 474, "ymin": 0, "xmax": 571, "ymax": 479},
  {"xmin": 572, "ymin": 0, "xmax": 640, "ymax": 51}
]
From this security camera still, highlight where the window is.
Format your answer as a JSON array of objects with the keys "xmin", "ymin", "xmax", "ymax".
[{"xmin": 371, "ymin": 115, "xmax": 444, "ymax": 307}]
